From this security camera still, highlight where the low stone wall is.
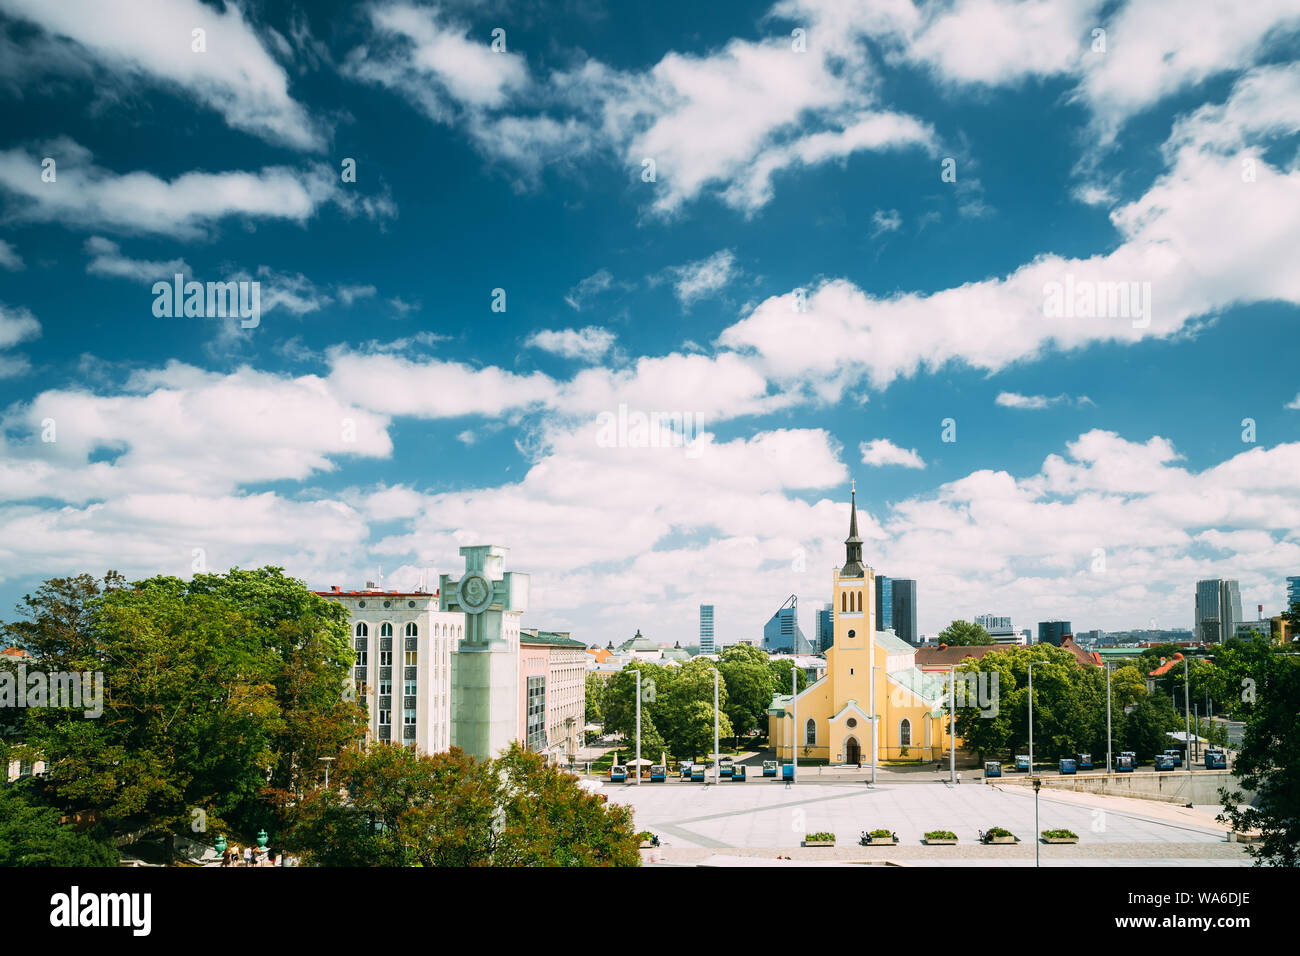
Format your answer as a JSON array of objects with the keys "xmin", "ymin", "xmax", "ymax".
[{"xmin": 997, "ymin": 770, "xmax": 1253, "ymax": 805}]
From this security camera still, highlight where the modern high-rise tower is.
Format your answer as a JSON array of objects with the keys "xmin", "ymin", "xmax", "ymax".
[
  {"xmin": 875, "ymin": 575, "xmax": 893, "ymax": 632},
  {"xmin": 763, "ymin": 595, "xmax": 813, "ymax": 654},
  {"xmin": 699, "ymin": 604, "xmax": 715, "ymax": 654},
  {"xmin": 891, "ymin": 579, "xmax": 918, "ymax": 645},
  {"xmin": 1195, "ymin": 579, "xmax": 1242, "ymax": 643}
]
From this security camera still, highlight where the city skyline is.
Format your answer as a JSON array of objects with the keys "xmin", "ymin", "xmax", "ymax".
[{"xmin": 1, "ymin": 0, "xmax": 1299, "ymax": 648}]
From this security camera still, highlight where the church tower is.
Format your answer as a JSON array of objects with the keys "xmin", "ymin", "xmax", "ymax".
[{"xmin": 824, "ymin": 482, "xmax": 877, "ymax": 762}]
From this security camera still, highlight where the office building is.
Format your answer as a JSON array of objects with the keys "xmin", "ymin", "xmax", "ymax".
[
  {"xmin": 1288, "ymin": 576, "xmax": 1300, "ymax": 612},
  {"xmin": 816, "ymin": 601, "xmax": 834, "ymax": 654},
  {"xmin": 699, "ymin": 604, "xmax": 715, "ymax": 655},
  {"xmin": 763, "ymin": 595, "xmax": 813, "ymax": 654},
  {"xmin": 1195, "ymin": 579, "xmax": 1242, "ymax": 644},
  {"xmin": 1038, "ymin": 620, "xmax": 1072, "ymax": 647},
  {"xmin": 891, "ymin": 579, "xmax": 918, "ymax": 645},
  {"xmin": 875, "ymin": 575, "xmax": 893, "ymax": 631},
  {"xmin": 519, "ymin": 629, "xmax": 588, "ymax": 763}
]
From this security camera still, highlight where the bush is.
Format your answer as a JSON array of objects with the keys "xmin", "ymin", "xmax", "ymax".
[
  {"xmin": 984, "ymin": 826, "xmax": 1014, "ymax": 840},
  {"xmin": 1042, "ymin": 829, "xmax": 1078, "ymax": 839},
  {"xmin": 924, "ymin": 830, "xmax": 957, "ymax": 841},
  {"xmin": 868, "ymin": 828, "xmax": 893, "ymax": 839},
  {"xmin": 804, "ymin": 832, "xmax": 835, "ymax": 842}
]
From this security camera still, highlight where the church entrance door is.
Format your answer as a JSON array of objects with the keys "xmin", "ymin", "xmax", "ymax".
[{"xmin": 844, "ymin": 736, "xmax": 860, "ymax": 765}]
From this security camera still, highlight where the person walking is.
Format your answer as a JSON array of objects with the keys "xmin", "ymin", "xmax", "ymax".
[{"xmin": 243, "ymin": 846, "xmax": 253, "ymax": 867}]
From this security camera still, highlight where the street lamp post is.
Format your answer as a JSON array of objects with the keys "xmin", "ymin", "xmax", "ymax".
[
  {"xmin": 634, "ymin": 669, "xmax": 641, "ymax": 787},
  {"xmin": 1027, "ymin": 662, "xmax": 1041, "ymax": 777},
  {"xmin": 948, "ymin": 666, "xmax": 956, "ymax": 784},
  {"xmin": 1032, "ymin": 776, "xmax": 1041, "ymax": 868},
  {"xmin": 1184, "ymin": 656, "xmax": 1192, "ymax": 787},
  {"xmin": 319, "ymin": 756, "xmax": 334, "ymax": 789},
  {"xmin": 870, "ymin": 664, "xmax": 878, "ymax": 786},
  {"xmin": 791, "ymin": 666, "xmax": 798, "ymax": 783},
  {"xmin": 712, "ymin": 668, "xmax": 720, "ymax": 786},
  {"xmin": 1106, "ymin": 662, "xmax": 1113, "ymax": 774}
]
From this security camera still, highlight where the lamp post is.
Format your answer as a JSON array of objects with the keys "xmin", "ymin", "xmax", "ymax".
[
  {"xmin": 1032, "ymin": 776, "xmax": 1041, "ymax": 868},
  {"xmin": 1183, "ymin": 656, "xmax": 1192, "ymax": 786},
  {"xmin": 319, "ymin": 755, "xmax": 334, "ymax": 789},
  {"xmin": 712, "ymin": 668, "xmax": 720, "ymax": 786},
  {"xmin": 870, "ymin": 664, "xmax": 878, "ymax": 785},
  {"xmin": 791, "ymin": 665, "xmax": 798, "ymax": 783},
  {"xmin": 1105, "ymin": 662, "xmax": 1113, "ymax": 774},
  {"xmin": 948, "ymin": 666, "xmax": 956, "ymax": 784},
  {"xmin": 634, "ymin": 669, "xmax": 641, "ymax": 787},
  {"xmin": 1027, "ymin": 661, "xmax": 1042, "ymax": 776}
]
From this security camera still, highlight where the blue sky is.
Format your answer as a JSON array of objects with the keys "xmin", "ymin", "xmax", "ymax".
[{"xmin": 1, "ymin": 0, "xmax": 1298, "ymax": 644}]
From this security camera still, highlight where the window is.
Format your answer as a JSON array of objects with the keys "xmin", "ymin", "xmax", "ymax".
[
  {"xmin": 404, "ymin": 707, "xmax": 416, "ymax": 725},
  {"xmin": 379, "ymin": 650, "xmax": 392, "ymax": 667},
  {"xmin": 377, "ymin": 709, "xmax": 391, "ymax": 726},
  {"xmin": 805, "ymin": 718, "xmax": 816, "ymax": 746},
  {"xmin": 405, "ymin": 622, "xmax": 418, "ymax": 637},
  {"xmin": 404, "ymin": 649, "xmax": 418, "ymax": 666},
  {"xmin": 527, "ymin": 676, "xmax": 546, "ymax": 752},
  {"xmin": 378, "ymin": 679, "xmax": 392, "ymax": 696},
  {"xmin": 900, "ymin": 719, "xmax": 912, "ymax": 747},
  {"xmin": 841, "ymin": 592, "xmax": 847, "ymax": 612},
  {"xmin": 354, "ymin": 622, "xmax": 368, "ymax": 638},
  {"xmin": 355, "ymin": 647, "xmax": 367, "ymax": 666},
  {"xmin": 404, "ymin": 679, "xmax": 417, "ymax": 697},
  {"xmin": 380, "ymin": 622, "xmax": 393, "ymax": 637}
]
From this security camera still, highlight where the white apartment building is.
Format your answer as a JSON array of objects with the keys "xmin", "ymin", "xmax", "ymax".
[{"xmin": 317, "ymin": 584, "xmax": 464, "ymax": 753}]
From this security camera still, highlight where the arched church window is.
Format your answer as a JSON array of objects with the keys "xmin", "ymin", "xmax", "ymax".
[
  {"xmin": 405, "ymin": 622, "xmax": 418, "ymax": 637},
  {"xmin": 354, "ymin": 622, "xmax": 368, "ymax": 637},
  {"xmin": 900, "ymin": 718, "xmax": 912, "ymax": 747},
  {"xmin": 841, "ymin": 592, "xmax": 847, "ymax": 612},
  {"xmin": 805, "ymin": 718, "xmax": 816, "ymax": 746},
  {"xmin": 855, "ymin": 591, "xmax": 862, "ymax": 612},
  {"xmin": 380, "ymin": 622, "xmax": 393, "ymax": 637}
]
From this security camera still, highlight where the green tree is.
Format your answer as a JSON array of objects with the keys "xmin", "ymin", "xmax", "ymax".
[
  {"xmin": 717, "ymin": 643, "xmax": 775, "ymax": 738},
  {"xmin": 584, "ymin": 672, "xmax": 606, "ymax": 725},
  {"xmin": 937, "ymin": 620, "xmax": 995, "ymax": 646},
  {"xmin": 1219, "ymin": 654, "xmax": 1300, "ymax": 866},
  {"xmin": 0, "ymin": 781, "xmax": 120, "ymax": 866},
  {"xmin": 658, "ymin": 659, "xmax": 729, "ymax": 757},
  {"xmin": 1121, "ymin": 694, "xmax": 1182, "ymax": 758},
  {"xmin": 287, "ymin": 743, "xmax": 639, "ymax": 866}
]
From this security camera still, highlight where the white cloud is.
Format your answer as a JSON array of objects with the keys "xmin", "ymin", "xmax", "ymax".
[
  {"xmin": 84, "ymin": 236, "xmax": 189, "ymax": 282},
  {"xmin": 871, "ymin": 208, "xmax": 902, "ymax": 236},
  {"xmin": 859, "ymin": 438, "xmax": 925, "ymax": 469},
  {"xmin": 664, "ymin": 249, "xmax": 738, "ymax": 307},
  {"xmin": 0, "ymin": 239, "xmax": 22, "ymax": 270},
  {"xmin": 0, "ymin": 0, "xmax": 325, "ymax": 150},
  {"xmin": 0, "ymin": 303, "xmax": 39, "ymax": 350},
  {"xmin": 996, "ymin": 392, "xmax": 1094, "ymax": 410},
  {"xmin": 0, "ymin": 140, "xmax": 363, "ymax": 238},
  {"xmin": 564, "ymin": 269, "xmax": 615, "ymax": 311},
  {"xmin": 524, "ymin": 326, "xmax": 616, "ymax": 362},
  {"xmin": 1286, "ymin": 393, "xmax": 1300, "ymax": 410}
]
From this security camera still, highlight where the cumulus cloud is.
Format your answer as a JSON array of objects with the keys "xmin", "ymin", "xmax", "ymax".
[
  {"xmin": 524, "ymin": 326, "xmax": 616, "ymax": 362},
  {"xmin": 0, "ymin": 239, "xmax": 22, "ymax": 270},
  {"xmin": 996, "ymin": 392, "xmax": 1094, "ymax": 410},
  {"xmin": 0, "ymin": 0, "xmax": 326, "ymax": 150},
  {"xmin": 860, "ymin": 438, "xmax": 925, "ymax": 469},
  {"xmin": 662, "ymin": 249, "xmax": 738, "ymax": 307}
]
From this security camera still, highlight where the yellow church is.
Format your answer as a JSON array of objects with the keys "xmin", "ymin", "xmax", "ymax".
[{"xmin": 769, "ymin": 485, "xmax": 954, "ymax": 764}]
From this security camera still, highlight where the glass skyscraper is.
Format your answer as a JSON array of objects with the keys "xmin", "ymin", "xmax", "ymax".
[
  {"xmin": 816, "ymin": 602, "xmax": 833, "ymax": 653},
  {"xmin": 1288, "ymin": 576, "xmax": 1300, "ymax": 612},
  {"xmin": 875, "ymin": 575, "xmax": 893, "ymax": 631},
  {"xmin": 1037, "ymin": 620, "xmax": 1071, "ymax": 646},
  {"xmin": 890, "ymin": 579, "xmax": 917, "ymax": 645},
  {"xmin": 763, "ymin": 595, "xmax": 812, "ymax": 654},
  {"xmin": 699, "ymin": 604, "xmax": 715, "ymax": 654}
]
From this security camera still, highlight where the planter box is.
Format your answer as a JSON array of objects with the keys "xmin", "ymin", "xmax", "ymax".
[
  {"xmin": 865, "ymin": 837, "xmax": 897, "ymax": 846},
  {"xmin": 984, "ymin": 836, "xmax": 1018, "ymax": 844},
  {"xmin": 1042, "ymin": 837, "xmax": 1079, "ymax": 844},
  {"xmin": 638, "ymin": 840, "xmax": 654, "ymax": 849},
  {"xmin": 802, "ymin": 840, "xmax": 835, "ymax": 847},
  {"xmin": 924, "ymin": 838, "xmax": 959, "ymax": 845}
]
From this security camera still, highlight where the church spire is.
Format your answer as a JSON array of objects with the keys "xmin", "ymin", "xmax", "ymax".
[{"xmin": 842, "ymin": 480, "xmax": 865, "ymax": 578}]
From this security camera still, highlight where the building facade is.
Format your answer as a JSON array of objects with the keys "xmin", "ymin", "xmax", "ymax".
[
  {"xmin": 519, "ymin": 630, "xmax": 587, "ymax": 764},
  {"xmin": 875, "ymin": 575, "xmax": 893, "ymax": 631},
  {"xmin": 317, "ymin": 585, "xmax": 463, "ymax": 753},
  {"xmin": 890, "ymin": 579, "xmax": 917, "ymax": 645},
  {"xmin": 1287, "ymin": 576, "xmax": 1300, "ymax": 612},
  {"xmin": 699, "ymin": 604, "xmax": 715, "ymax": 654},
  {"xmin": 763, "ymin": 595, "xmax": 812, "ymax": 654},
  {"xmin": 816, "ymin": 602, "xmax": 834, "ymax": 653},
  {"xmin": 769, "ymin": 486, "xmax": 951, "ymax": 764},
  {"xmin": 1037, "ymin": 620, "xmax": 1072, "ymax": 647},
  {"xmin": 1195, "ymin": 579, "xmax": 1242, "ymax": 643}
]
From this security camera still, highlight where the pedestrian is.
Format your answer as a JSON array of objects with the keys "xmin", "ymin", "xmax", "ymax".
[{"xmin": 243, "ymin": 846, "xmax": 253, "ymax": 867}]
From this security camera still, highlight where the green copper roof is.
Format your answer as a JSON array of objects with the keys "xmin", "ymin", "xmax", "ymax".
[
  {"xmin": 873, "ymin": 630, "xmax": 916, "ymax": 656},
  {"xmin": 520, "ymin": 630, "xmax": 586, "ymax": 648}
]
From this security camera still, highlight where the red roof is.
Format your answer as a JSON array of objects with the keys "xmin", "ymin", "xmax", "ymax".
[{"xmin": 2, "ymin": 646, "xmax": 31, "ymax": 659}]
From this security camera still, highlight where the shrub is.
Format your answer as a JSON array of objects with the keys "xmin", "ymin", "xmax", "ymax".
[
  {"xmin": 924, "ymin": 830, "xmax": 957, "ymax": 841},
  {"xmin": 1042, "ymin": 829, "xmax": 1078, "ymax": 839},
  {"xmin": 868, "ymin": 828, "xmax": 893, "ymax": 839},
  {"xmin": 804, "ymin": 832, "xmax": 835, "ymax": 842},
  {"xmin": 984, "ymin": 826, "xmax": 1014, "ymax": 840}
]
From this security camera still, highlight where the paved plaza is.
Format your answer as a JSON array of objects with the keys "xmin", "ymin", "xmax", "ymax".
[{"xmin": 600, "ymin": 776, "xmax": 1253, "ymax": 866}]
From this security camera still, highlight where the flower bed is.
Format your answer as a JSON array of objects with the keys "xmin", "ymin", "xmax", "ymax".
[
  {"xmin": 862, "ymin": 828, "xmax": 897, "ymax": 846},
  {"xmin": 802, "ymin": 832, "xmax": 835, "ymax": 847},
  {"xmin": 1041, "ymin": 829, "xmax": 1079, "ymax": 844},
  {"xmin": 981, "ymin": 826, "xmax": 1018, "ymax": 844},
  {"xmin": 924, "ymin": 830, "xmax": 959, "ymax": 845}
]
